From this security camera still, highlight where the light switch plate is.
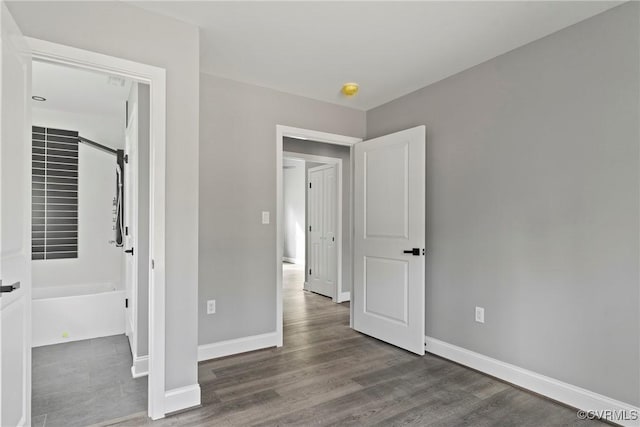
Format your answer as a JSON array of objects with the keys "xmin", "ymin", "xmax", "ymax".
[
  {"xmin": 207, "ymin": 300, "xmax": 216, "ymax": 314},
  {"xmin": 475, "ymin": 306, "xmax": 485, "ymax": 323},
  {"xmin": 262, "ymin": 211, "xmax": 270, "ymax": 224}
]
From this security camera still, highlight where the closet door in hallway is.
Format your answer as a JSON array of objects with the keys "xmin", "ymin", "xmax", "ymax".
[{"xmin": 307, "ymin": 164, "xmax": 337, "ymax": 299}]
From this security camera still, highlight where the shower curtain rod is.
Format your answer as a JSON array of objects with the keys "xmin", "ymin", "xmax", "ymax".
[{"xmin": 78, "ymin": 136, "xmax": 117, "ymax": 156}]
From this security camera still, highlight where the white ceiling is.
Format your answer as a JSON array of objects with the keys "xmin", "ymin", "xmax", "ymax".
[
  {"xmin": 32, "ymin": 60, "xmax": 131, "ymax": 118},
  {"xmin": 133, "ymin": 1, "xmax": 620, "ymax": 110}
]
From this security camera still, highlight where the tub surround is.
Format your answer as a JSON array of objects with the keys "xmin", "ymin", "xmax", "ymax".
[{"xmin": 30, "ymin": 139, "xmax": 123, "ymax": 291}]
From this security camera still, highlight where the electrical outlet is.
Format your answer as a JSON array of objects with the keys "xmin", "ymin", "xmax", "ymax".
[
  {"xmin": 475, "ymin": 306, "xmax": 485, "ymax": 324},
  {"xmin": 262, "ymin": 211, "xmax": 270, "ymax": 224},
  {"xmin": 207, "ymin": 299, "xmax": 216, "ymax": 315}
]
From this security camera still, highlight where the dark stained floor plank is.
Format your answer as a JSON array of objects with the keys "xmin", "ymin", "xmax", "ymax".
[{"xmin": 100, "ymin": 263, "xmax": 605, "ymax": 427}]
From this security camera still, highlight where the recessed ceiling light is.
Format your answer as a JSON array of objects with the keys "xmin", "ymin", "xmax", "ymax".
[
  {"xmin": 341, "ymin": 82, "xmax": 359, "ymax": 97},
  {"xmin": 32, "ymin": 96, "xmax": 46, "ymax": 102},
  {"xmin": 107, "ymin": 75, "xmax": 126, "ymax": 87}
]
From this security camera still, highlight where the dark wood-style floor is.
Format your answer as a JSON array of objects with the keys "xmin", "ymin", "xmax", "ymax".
[{"xmin": 101, "ymin": 263, "xmax": 602, "ymax": 427}]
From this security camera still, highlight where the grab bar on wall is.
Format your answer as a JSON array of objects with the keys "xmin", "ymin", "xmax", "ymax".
[{"xmin": 78, "ymin": 136, "xmax": 117, "ymax": 156}]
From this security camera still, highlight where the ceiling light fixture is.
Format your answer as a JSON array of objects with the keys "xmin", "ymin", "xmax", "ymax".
[
  {"xmin": 32, "ymin": 95, "xmax": 46, "ymax": 102},
  {"xmin": 341, "ymin": 82, "xmax": 359, "ymax": 97},
  {"xmin": 107, "ymin": 75, "xmax": 126, "ymax": 87}
]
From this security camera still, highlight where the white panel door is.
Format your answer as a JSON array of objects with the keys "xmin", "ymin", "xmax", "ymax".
[
  {"xmin": 308, "ymin": 167, "xmax": 323, "ymax": 294},
  {"xmin": 353, "ymin": 126, "xmax": 425, "ymax": 355},
  {"xmin": 322, "ymin": 165, "xmax": 337, "ymax": 294},
  {"xmin": 0, "ymin": 3, "xmax": 31, "ymax": 425},
  {"xmin": 124, "ymin": 99, "xmax": 138, "ymax": 354},
  {"xmin": 307, "ymin": 164, "xmax": 337, "ymax": 299}
]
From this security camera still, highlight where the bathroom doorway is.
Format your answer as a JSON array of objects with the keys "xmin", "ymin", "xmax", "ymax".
[{"xmin": 30, "ymin": 60, "xmax": 150, "ymax": 426}]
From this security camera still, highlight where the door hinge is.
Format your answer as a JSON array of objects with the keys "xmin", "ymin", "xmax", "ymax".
[
  {"xmin": 309, "ymin": 182, "xmax": 312, "ymax": 189},
  {"xmin": 309, "ymin": 225, "xmax": 312, "ymax": 232},
  {"xmin": 124, "ymin": 154, "xmax": 129, "ymax": 164},
  {"xmin": 151, "ymin": 259, "xmax": 155, "ymax": 269},
  {"xmin": 125, "ymin": 226, "xmax": 129, "ymax": 236},
  {"xmin": 309, "ymin": 269, "xmax": 312, "ymax": 276},
  {"xmin": 125, "ymin": 298, "xmax": 128, "ymax": 308}
]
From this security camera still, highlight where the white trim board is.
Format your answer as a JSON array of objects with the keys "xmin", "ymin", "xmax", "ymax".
[
  {"xmin": 425, "ymin": 336, "xmax": 640, "ymax": 427},
  {"xmin": 338, "ymin": 292, "xmax": 350, "ymax": 303},
  {"xmin": 164, "ymin": 384, "xmax": 201, "ymax": 415},
  {"xmin": 198, "ymin": 332, "xmax": 278, "ymax": 362},
  {"xmin": 282, "ymin": 257, "xmax": 303, "ymax": 265},
  {"xmin": 27, "ymin": 37, "xmax": 168, "ymax": 420},
  {"xmin": 282, "ymin": 128, "xmax": 361, "ymax": 147},
  {"xmin": 284, "ymin": 151, "xmax": 344, "ymax": 164},
  {"xmin": 131, "ymin": 355, "xmax": 149, "ymax": 378}
]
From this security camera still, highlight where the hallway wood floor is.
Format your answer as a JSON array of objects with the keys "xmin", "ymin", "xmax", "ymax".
[{"xmin": 101, "ymin": 263, "xmax": 602, "ymax": 426}]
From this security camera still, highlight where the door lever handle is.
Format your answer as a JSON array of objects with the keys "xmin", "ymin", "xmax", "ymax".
[
  {"xmin": 0, "ymin": 280, "xmax": 20, "ymax": 294},
  {"xmin": 403, "ymin": 248, "xmax": 420, "ymax": 256},
  {"xmin": 125, "ymin": 248, "xmax": 134, "ymax": 256}
]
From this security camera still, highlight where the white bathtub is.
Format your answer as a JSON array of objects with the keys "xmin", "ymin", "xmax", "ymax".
[{"xmin": 32, "ymin": 283, "xmax": 126, "ymax": 347}]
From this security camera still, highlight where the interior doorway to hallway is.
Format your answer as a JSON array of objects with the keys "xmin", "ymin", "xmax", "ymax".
[
  {"xmin": 276, "ymin": 126, "xmax": 362, "ymax": 346},
  {"xmin": 283, "ymin": 154, "xmax": 341, "ymax": 300}
]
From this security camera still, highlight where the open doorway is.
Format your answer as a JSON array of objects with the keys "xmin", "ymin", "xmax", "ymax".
[
  {"xmin": 282, "ymin": 157, "xmax": 306, "ymax": 298},
  {"xmin": 283, "ymin": 152, "xmax": 344, "ymax": 301},
  {"xmin": 276, "ymin": 126, "xmax": 362, "ymax": 346},
  {"xmin": 29, "ymin": 60, "xmax": 150, "ymax": 426}
]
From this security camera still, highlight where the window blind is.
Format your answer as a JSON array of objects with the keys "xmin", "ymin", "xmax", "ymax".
[{"xmin": 32, "ymin": 126, "xmax": 79, "ymax": 260}]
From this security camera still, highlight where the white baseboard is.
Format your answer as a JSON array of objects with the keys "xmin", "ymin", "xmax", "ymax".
[
  {"xmin": 131, "ymin": 355, "xmax": 149, "ymax": 378},
  {"xmin": 425, "ymin": 336, "xmax": 640, "ymax": 427},
  {"xmin": 282, "ymin": 257, "xmax": 304, "ymax": 264},
  {"xmin": 338, "ymin": 291, "xmax": 350, "ymax": 303},
  {"xmin": 164, "ymin": 384, "xmax": 201, "ymax": 414},
  {"xmin": 198, "ymin": 332, "xmax": 278, "ymax": 362}
]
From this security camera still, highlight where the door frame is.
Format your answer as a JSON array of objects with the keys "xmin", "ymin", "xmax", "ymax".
[
  {"xmin": 284, "ymin": 153, "xmax": 345, "ymax": 302},
  {"xmin": 276, "ymin": 125, "xmax": 361, "ymax": 346},
  {"xmin": 26, "ymin": 38, "xmax": 168, "ymax": 420}
]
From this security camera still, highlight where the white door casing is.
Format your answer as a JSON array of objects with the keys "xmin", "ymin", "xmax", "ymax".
[
  {"xmin": 26, "ymin": 37, "xmax": 168, "ymax": 420},
  {"xmin": 307, "ymin": 164, "xmax": 337, "ymax": 299},
  {"xmin": 277, "ymin": 126, "xmax": 362, "ymax": 348},
  {"xmin": 0, "ymin": 3, "xmax": 31, "ymax": 426},
  {"xmin": 353, "ymin": 126, "xmax": 426, "ymax": 355}
]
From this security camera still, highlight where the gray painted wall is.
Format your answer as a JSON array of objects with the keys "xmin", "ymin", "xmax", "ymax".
[
  {"xmin": 367, "ymin": 3, "xmax": 639, "ymax": 405},
  {"xmin": 199, "ymin": 74, "xmax": 364, "ymax": 345},
  {"xmin": 9, "ymin": 1, "xmax": 201, "ymax": 391},
  {"xmin": 284, "ymin": 139, "xmax": 352, "ymax": 293},
  {"xmin": 283, "ymin": 158, "xmax": 305, "ymax": 262},
  {"xmin": 136, "ymin": 83, "xmax": 150, "ymax": 358}
]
